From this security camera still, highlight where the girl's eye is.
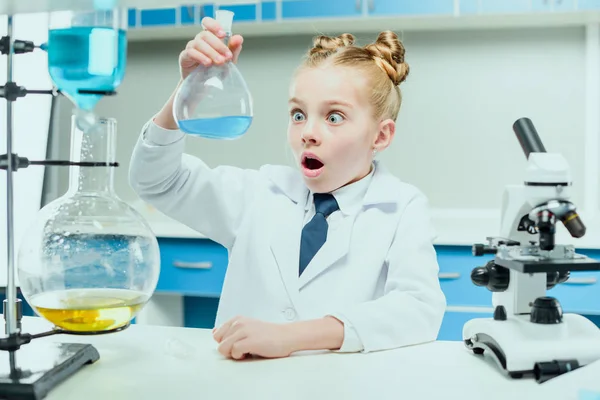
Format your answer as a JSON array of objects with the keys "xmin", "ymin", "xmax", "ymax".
[
  {"xmin": 292, "ymin": 111, "xmax": 305, "ymax": 122},
  {"xmin": 328, "ymin": 113, "xmax": 344, "ymax": 124}
]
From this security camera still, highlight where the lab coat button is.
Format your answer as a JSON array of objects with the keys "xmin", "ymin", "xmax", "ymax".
[{"xmin": 283, "ymin": 308, "xmax": 296, "ymax": 320}]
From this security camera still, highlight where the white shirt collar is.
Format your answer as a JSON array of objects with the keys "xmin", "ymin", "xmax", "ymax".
[{"xmin": 305, "ymin": 163, "xmax": 375, "ymax": 216}]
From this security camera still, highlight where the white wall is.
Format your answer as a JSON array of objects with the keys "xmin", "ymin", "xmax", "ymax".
[
  {"xmin": 0, "ymin": 13, "xmax": 53, "ymax": 286},
  {"xmin": 48, "ymin": 24, "xmax": 597, "ymax": 246}
]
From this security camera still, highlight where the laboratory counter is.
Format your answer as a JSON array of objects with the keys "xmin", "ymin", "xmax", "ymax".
[{"xmin": 1, "ymin": 316, "xmax": 597, "ymax": 400}]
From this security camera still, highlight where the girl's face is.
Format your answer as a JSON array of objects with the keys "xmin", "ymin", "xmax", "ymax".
[{"xmin": 287, "ymin": 65, "xmax": 395, "ymax": 193}]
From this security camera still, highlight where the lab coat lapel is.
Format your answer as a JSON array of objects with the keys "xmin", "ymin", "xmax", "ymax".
[
  {"xmin": 298, "ymin": 161, "xmax": 398, "ymax": 289},
  {"xmin": 298, "ymin": 213, "xmax": 355, "ymax": 290},
  {"xmin": 266, "ymin": 166, "xmax": 307, "ymax": 309},
  {"xmin": 269, "ymin": 207, "xmax": 304, "ymax": 308}
]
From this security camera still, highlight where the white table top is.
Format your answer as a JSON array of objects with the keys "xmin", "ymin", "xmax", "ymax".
[{"xmin": 3, "ymin": 316, "xmax": 597, "ymax": 400}]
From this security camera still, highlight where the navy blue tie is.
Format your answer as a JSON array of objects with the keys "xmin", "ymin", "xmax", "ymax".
[{"xmin": 299, "ymin": 193, "xmax": 340, "ymax": 276}]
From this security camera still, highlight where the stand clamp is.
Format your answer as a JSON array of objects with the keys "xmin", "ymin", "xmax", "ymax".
[{"xmin": 0, "ymin": 36, "xmax": 36, "ymax": 55}]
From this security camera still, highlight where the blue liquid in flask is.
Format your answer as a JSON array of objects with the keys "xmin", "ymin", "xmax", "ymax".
[
  {"xmin": 47, "ymin": 27, "xmax": 127, "ymax": 111},
  {"xmin": 178, "ymin": 116, "xmax": 253, "ymax": 140}
]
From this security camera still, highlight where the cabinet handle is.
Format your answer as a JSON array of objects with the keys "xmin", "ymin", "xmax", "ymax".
[
  {"xmin": 368, "ymin": 0, "xmax": 374, "ymax": 12},
  {"xmin": 438, "ymin": 272, "xmax": 461, "ymax": 280},
  {"xmin": 562, "ymin": 277, "xmax": 597, "ymax": 285},
  {"xmin": 355, "ymin": 0, "xmax": 361, "ymax": 11},
  {"xmin": 173, "ymin": 261, "xmax": 213, "ymax": 269}
]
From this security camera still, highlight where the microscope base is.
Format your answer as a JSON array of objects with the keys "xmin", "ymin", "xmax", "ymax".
[{"xmin": 463, "ymin": 313, "xmax": 600, "ymax": 383}]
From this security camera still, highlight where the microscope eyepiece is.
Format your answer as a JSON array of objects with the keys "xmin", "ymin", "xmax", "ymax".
[{"xmin": 513, "ymin": 117, "xmax": 547, "ymax": 158}]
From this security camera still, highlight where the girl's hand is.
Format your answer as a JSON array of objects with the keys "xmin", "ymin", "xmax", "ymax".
[
  {"xmin": 213, "ymin": 317, "xmax": 296, "ymax": 360},
  {"xmin": 178, "ymin": 16, "xmax": 244, "ymax": 80}
]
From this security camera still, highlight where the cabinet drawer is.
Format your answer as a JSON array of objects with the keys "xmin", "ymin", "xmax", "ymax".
[
  {"xmin": 578, "ymin": 0, "xmax": 600, "ymax": 10},
  {"xmin": 436, "ymin": 246, "xmax": 494, "ymax": 308},
  {"xmin": 531, "ymin": 0, "xmax": 576, "ymax": 11},
  {"xmin": 140, "ymin": 8, "xmax": 177, "ymax": 26},
  {"xmin": 459, "ymin": 0, "xmax": 532, "ymax": 14},
  {"xmin": 369, "ymin": 0, "xmax": 455, "ymax": 16},
  {"xmin": 281, "ymin": 0, "xmax": 362, "ymax": 19},
  {"xmin": 216, "ymin": 3, "xmax": 257, "ymax": 22},
  {"xmin": 156, "ymin": 238, "xmax": 228, "ymax": 297},
  {"xmin": 438, "ymin": 310, "xmax": 493, "ymax": 341}
]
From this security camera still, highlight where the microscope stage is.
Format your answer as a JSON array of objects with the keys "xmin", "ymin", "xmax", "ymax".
[{"xmin": 495, "ymin": 256, "xmax": 600, "ymax": 273}]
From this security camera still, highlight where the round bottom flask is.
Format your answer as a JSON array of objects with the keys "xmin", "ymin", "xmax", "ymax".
[
  {"xmin": 17, "ymin": 116, "xmax": 160, "ymax": 333},
  {"xmin": 172, "ymin": 10, "xmax": 253, "ymax": 140}
]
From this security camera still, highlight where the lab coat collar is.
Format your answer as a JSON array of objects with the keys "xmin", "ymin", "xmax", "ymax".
[
  {"xmin": 362, "ymin": 160, "xmax": 403, "ymax": 206},
  {"xmin": 266, "ymin": 160, "xmax": 403, "ymax": 293}
]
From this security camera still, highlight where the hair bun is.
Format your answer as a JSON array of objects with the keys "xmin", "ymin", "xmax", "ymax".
[
  {"xmin": 366, "ymin": 31, "xmax": 409, "ymax": 85},
  {"xmin": 309, "ymin": 33, "xmax": 355, "ymax": 57}
]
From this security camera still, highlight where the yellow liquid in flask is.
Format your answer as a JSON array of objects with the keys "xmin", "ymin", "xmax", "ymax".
[{"xmin": 30, "ymin": 288, "xmax": 149, "ymax": 333}]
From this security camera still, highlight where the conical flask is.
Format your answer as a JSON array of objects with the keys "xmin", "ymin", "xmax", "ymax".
[
  {"xmin": 16, "ymin": 115, "xmax": 160, "ymax": 333},
  {"xmin": 172, "ymin": 10, "xmax": 253, "ymax": 139}
]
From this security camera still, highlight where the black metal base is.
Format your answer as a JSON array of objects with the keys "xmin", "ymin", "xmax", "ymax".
[{"xmin": 0, "ymin": 341, "xmax": 99, "ymax": 400}]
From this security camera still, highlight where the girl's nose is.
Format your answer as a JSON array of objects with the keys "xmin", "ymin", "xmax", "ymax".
[{"xmin": 301, "ymin": 126, "xmax": 321, "ymax": 145}]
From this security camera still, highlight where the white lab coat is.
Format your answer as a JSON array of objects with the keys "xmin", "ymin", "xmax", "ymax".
[{"xmin": 129, "ymin": 120, "xmax": 447, "ymax": 353}]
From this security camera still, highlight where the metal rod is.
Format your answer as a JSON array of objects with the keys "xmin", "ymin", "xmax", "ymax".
[
  {"xmin": 5, "ymin": 15, "xmax": 17, "ymax": 337},
  {"xmin": 9, "ymin": 351, "xmax": 16, "ymax": 378}
]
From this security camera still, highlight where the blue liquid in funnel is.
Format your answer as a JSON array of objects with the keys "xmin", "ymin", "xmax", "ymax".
[
  {"xmin": 47, "ymin": 27, "xmax": 127, "ymax": 111},
  {"xmin": 177, "ymin": 116, "xmax": 252, "ymax": 139}
]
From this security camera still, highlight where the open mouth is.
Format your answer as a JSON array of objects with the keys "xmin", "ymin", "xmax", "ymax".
[
  {"xmin": 303, "ymin": 156, "xmax": 324, "ymax": 170},
  {"xmin": 301, "ymin": 153, "xmax": 325, "ymax": 177}
]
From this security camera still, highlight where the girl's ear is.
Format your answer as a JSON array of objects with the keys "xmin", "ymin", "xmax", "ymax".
[{"xmin": 373, "ymin": 118, "xmax": 395, "ymax": 152}]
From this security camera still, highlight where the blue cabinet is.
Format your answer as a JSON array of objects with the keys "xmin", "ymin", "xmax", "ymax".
[
  {"xmin": 578, "ymin": 0, "xmax": 600, "ymax": 10},
  {"xmin": 436, "ymin": 246, "xmax": 494, "ymax": 307},
  {"xmin": 460, "ymin": 0, "xmax": 576, "ymax": 14},
  {"xmin": 261, "ymin": 1, "xmax": 277, "ymax": 21},
  {"xmin": 180, "ymin": 6, "xmax": 196, "ymax": 24},
  {"xmin": 155, "ymin": 238, "xmax": 228, "ymax": 297},
  {"xmin": 150, "ymin": 237, "xmax": 600, "ymax": 337},
  {"xmin": 126, "ymin": 0, "xmax": 600, "ymax": 35},
  {"xmin": 532, "ymin": 0, "xmax": 577, "ymax": 11},
  {"xmin": 459, "ymin": 0, "xmax": 532, "ymax": 14},
  {"xmin": 140, "ymin": 8, "xmax": 177, "ymax": 27},
  {"xmin": 438, "ymin": 310, "xmax": 493, "ymax": 341},
  {"xmin": 216, "ymin": 3, "xmax": 258, "ymax": 22},
  {"xmin": 550, "ymin": 271, "xmax": 600, "ymax": 314},
  {"xmin": 368, "ymin": 0, "xmax": 455, "ymax": 16},
  {"xmin": 281, "ymin": 0, "xmax": 362, "ymax": 19}
]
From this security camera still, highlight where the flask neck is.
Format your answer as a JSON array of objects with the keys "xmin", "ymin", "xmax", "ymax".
[
  {"xmin": 222, "ymin": 33, "xmax": 231, "ymax": 47},
  {"xmin": 67, "ymin": 115, "xmax": 117, "ymax": 195}
]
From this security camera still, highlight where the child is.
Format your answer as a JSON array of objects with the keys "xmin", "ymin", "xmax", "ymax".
[{"xmin": 129, "ymin": 17, "xmax": 446, "ymax": 360}]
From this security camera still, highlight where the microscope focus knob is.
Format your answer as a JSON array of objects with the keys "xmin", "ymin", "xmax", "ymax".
[
  {"xmin": 471, "ymin": 260, "xmax": 509, "ymax": 292},
  {"xmin": 531, "ymin": 297, "xmax": 563, "ymax": 324},
  {"xmin": 472, "ymin": 243, "xmax": 497, "ymax": 256}
]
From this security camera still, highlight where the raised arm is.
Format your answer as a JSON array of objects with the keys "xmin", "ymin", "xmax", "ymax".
[{"xmin": 129, "ymin": 17, "xmax": 251, "ymax": 249}]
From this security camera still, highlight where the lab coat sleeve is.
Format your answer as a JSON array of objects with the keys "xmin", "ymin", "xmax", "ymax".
[
  {"xmin": 327, "ymin": 192, "xmax": 447, "ymax": 353},
  {"xmin": 128, "ymin": 119, "xmax": 260, "ymax": 249}
]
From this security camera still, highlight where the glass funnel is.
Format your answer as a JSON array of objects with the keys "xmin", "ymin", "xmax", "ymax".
[
  {"xmin": 16, "ymin": 115, "xmax": 160, "ymax": 334},
  {"xmin": 46, "ymin": 7, "xmax": 127, "ymax": 131},
  {"xmin": 173, "ymin": 10, "xmax": 253, "ymax": 139}
]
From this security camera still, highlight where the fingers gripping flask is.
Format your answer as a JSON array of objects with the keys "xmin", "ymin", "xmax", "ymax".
[{"xmin": 173, "ymin": 10, "xmax": 253, "ymax": 139}]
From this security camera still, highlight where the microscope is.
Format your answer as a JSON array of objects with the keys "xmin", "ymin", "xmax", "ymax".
[{"xmin": 463, "ymin": 117, "xmax": 600, "ymax": 383}]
